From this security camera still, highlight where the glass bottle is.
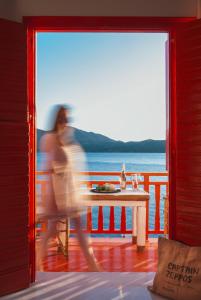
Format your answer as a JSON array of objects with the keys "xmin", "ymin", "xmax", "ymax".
[{"xmin": 120, "ymin": 163, "xmax": 127, "ymax": 190}]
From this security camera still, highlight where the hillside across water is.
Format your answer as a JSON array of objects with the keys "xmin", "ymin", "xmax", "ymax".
[{"xmin": 37, "ymin": 128, "xmax": 165, "ymax": 153}]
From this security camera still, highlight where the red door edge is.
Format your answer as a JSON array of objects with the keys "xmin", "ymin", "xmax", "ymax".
[
  {"xmin": 27, "ymin": 27, "xmax": 36, "ymax": 283},
  {"xmin": 24, "ymin": 16, "xmax": 196, "ymax": 280},
  {"xmin": 168, "ymin": 29, "xmax": 177, "ymax": 240}
]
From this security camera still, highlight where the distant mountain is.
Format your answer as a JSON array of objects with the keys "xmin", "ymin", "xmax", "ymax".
[{"xmin": 37, "ymin": 128, "xmax": 165, "ymax": 153}]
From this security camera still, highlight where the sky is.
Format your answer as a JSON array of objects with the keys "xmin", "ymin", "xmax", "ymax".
[{"xmin": 36, "ymin": 32, "xmax": 168, "ymax": 141}]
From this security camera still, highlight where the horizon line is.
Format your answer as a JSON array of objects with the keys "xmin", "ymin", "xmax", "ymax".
[{"xmin": 37, "ymin": 127, "xmax": 165, "ymax": 142}]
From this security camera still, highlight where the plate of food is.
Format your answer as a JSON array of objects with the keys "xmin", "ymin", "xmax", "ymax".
[{"xmin": 91, "ymin": 183, "xmax": 121, "ymax": 193}]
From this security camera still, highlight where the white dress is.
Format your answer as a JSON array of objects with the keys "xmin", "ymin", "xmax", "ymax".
[{"xmin": 39, "ymin": 131, "xmax": 87, "ymax": 219}]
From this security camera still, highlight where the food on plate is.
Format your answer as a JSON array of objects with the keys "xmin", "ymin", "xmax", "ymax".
[{"xmin": 95, "ymin": 183, "xmax": 116, "ymax": 192}]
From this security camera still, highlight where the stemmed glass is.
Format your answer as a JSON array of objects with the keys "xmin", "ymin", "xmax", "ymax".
[{"xmin": 131, "ymin": 173, "xmax": 142, "ymax": 190}]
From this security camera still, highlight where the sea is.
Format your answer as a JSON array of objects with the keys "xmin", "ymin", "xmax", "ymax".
[{"xmin": 37, "ymin": 152, "xmax": 167, "ymax": 237}]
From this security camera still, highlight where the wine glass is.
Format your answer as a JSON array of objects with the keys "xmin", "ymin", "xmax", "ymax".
[{"xmin": 131, "ymin": 173, "xmax": 138, "ymax": 190}]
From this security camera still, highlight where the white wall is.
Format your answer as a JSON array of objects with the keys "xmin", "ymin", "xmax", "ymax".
[{"xmin": 0, "ymin": 0, "xmax": 199, "ymax": 23}]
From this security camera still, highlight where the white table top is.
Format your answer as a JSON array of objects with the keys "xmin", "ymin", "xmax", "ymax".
[{"xmin": 81, "ymin": 188, "xmax": 149, "ymax": 202}]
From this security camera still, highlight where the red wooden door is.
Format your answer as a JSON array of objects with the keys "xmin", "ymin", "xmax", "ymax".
[
  {"xmin": 171, "ymin": 18, "xmax": 201, "ymax": 245},
  {"xmin": 0, "ymin": 18, "xmax": 30, "ymax": 295},
  {"xmin": 165, "ymin": 39, "xmax": 170, "ymax": 171}
]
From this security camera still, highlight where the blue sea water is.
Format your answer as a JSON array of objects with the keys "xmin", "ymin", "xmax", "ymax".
[
  {"xmin": 37, "ymin": 152, "xmax": 167, "ymax": 236},
  {"xmin": 85, "ymin": 152, "xmax": 165, "ymax": 173}
]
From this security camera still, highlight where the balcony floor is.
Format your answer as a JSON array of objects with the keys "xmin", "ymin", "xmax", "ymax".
[{"xmin": 37, "ymin": 237, "xmax": 158, "ymax": 272}]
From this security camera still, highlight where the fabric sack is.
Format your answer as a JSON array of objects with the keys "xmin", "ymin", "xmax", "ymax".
[{"xmin": 149, "ymin": 237, "xmax": 201, "ymax": 300}]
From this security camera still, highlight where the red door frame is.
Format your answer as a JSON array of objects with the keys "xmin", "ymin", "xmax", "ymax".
[{"xmin": 24, "ymin": 16, "xmax": 195, "ymax": 282}]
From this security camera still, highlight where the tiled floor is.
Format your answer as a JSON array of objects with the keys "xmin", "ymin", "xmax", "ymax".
[
  {"xmin": 39, "ymin": 237, "xmax": 158, "ymax": 272},
  {"xmin": 2, "ymin": 272, "xmax": 167, "ymax": 300}
]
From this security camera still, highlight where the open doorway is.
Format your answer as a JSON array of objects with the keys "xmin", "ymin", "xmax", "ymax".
[{"xmin": 35, "ymin": 31, "xmax": 168, "ymax": 272}]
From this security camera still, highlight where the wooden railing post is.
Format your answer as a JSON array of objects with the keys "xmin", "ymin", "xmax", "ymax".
[
  {"xmin": 87, "ymin": 207, "xmax": 92, "ymax": 233},
  {"xmin": 109, "ymin": 207, "xmax": 115, "ymax": 232},
  {"xmin": 143, "ymin": 175, "xmax": 149, "ymax": 240},
  {"xmin": 155, "ymin": 183, "xmax": 161, "ymax": 232},
  {"xmin": 120, "ymin": 207, "xmax": 126, "ymax": 234},
  {"xmin": 98, "ymin": 207, "xmax": 103, "ymax": 232},
  {"xmin": 38, "ymin": 181, "xmax": 47, "ymax": 232}
]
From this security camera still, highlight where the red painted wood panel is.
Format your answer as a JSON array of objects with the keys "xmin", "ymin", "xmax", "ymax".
[
  {"xmin": 0, "ymin": 18, "xmax": 30, "ymax": 296},
  {"xmin": 23, "ymin": 16, "xmax": 195, "ymax": 32},
  {"xmin": 165, "ymin": 39, "xmax": 169, "ymax": 171},
  {"xmin": 175, "ymin": 19, "xmax": 201, "ymax": 245}
]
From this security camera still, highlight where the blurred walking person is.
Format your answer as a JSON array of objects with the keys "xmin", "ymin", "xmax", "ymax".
[{"xmin": 37, "ymin": 104, "xmax": 100, "ymax": 271}]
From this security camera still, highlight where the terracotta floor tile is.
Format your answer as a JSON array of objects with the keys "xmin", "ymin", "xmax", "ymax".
[{"xmin": 37, "ymin": 237, "xmax": 158, "ymax": 272}]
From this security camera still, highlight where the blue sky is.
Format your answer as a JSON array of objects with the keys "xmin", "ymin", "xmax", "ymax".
[{"xmin": 36, "ymin": 32, "xmax": 168, "ymax": 141}]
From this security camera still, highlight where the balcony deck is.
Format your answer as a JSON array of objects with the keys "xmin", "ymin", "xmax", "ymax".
[
  {"xmin": 36, "ymin": 171, "xmax": 166, "ymax": 273},
  {"xmin": 37, "ymin": 237, "xmax": 158, "ymax": 272}
]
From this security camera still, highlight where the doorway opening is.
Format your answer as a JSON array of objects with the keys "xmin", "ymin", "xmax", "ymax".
[
  {"xmin": 35, "ymin": 31, "xmax": 168, "ymax": 272},
  {"xmin": 25, "ymin": 15, "xmax": 197, "ymax": 281}
]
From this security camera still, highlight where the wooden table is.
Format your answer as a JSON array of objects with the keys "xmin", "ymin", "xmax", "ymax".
[
  {"xmin": 81, "ymin": 188, "xmax": 149, "ymax": 251},
  {"xmin": 40, "ymin": 188, "xmax": 149, "ymax": 256}
]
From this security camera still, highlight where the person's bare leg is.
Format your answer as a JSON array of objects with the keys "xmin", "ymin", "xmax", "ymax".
[
  {"xmin": 37, "ymin": 220, "xmax": 57, "ymax": 271},
  {"xmin": 72, "ymin": 216, "xmax": 100, "ymax": 271}
]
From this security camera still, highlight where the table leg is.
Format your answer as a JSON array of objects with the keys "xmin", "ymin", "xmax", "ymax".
[
  {"xmin": 132, "ymin": 207, "xmax": 137, "ymax": 244},
  {"xmin": 137, "ymin": 206, "xmax": 146, "ymax": 252}
]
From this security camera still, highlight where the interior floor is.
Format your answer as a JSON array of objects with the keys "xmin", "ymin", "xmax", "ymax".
[{"xmin": 2, "ymin": 272, "xmax": 167, "ymax": 300}]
